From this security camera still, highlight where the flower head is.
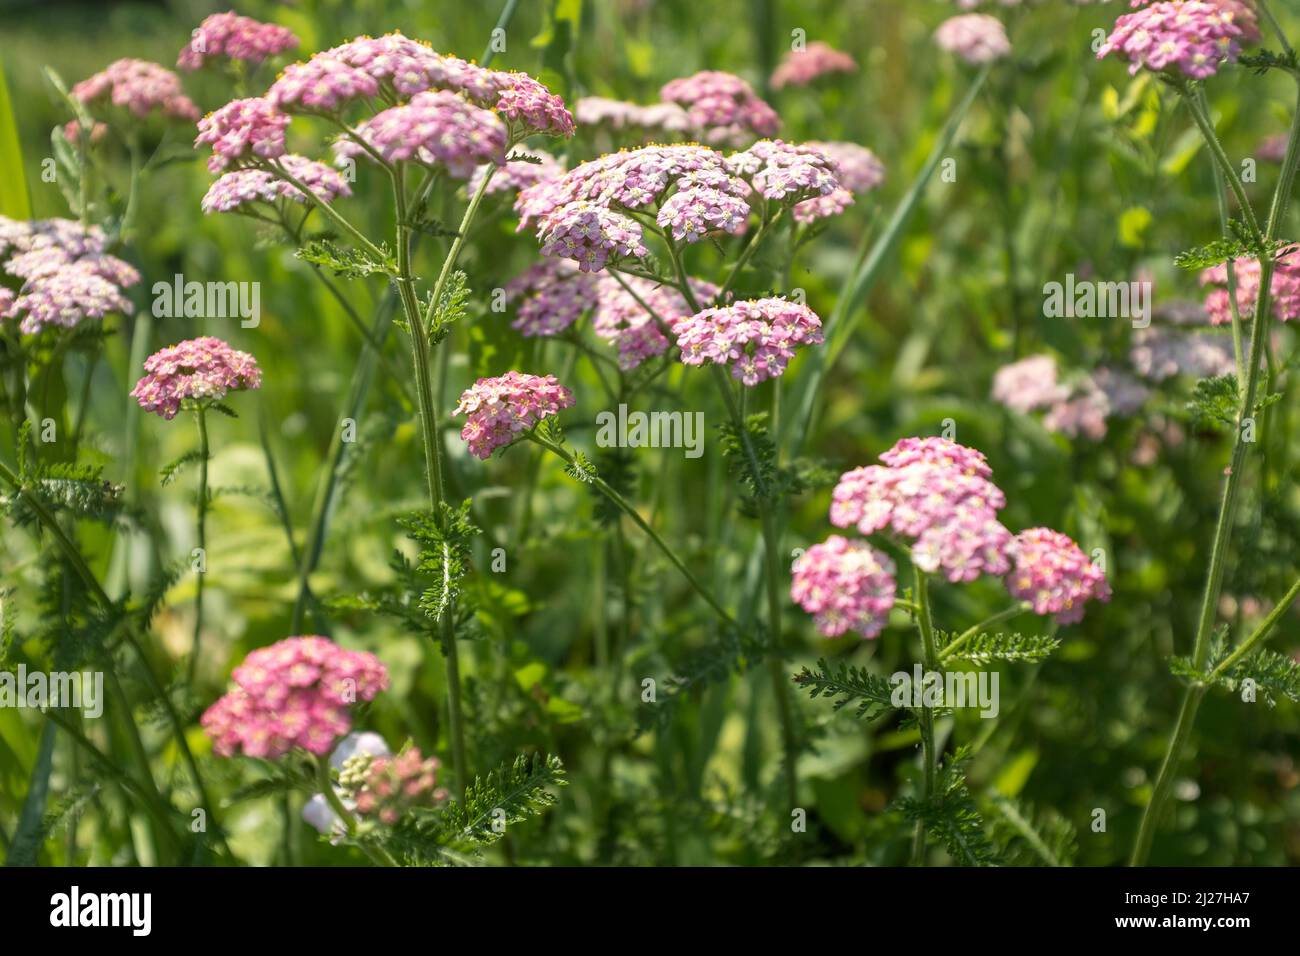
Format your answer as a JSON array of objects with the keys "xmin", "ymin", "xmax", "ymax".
[
  {"xmin": 991, "ymin": 354, "xmax": 1070, "ymax": 413},
  {"xmin": 791, "ymin": 535, "xmax": 897, "ymax": 638},
  {"xmin": 770, "ymin": 42, "xmax": 857, "ymax": 89},
  {"xmin": 726, "ymin": 139, "xmax": 841, "ymax": 204},
  {"xmin": 333, "ymin": 89, "xmax": 507, "ymax": 177},
  {"xmin": 195, "ymin": 97, "xmax": 289, "ymax": 173},
  {"xmin": 131, "ymin": 336, "xmax": 261, "ymax": 420},
  {"xmin": 505, "ymin": 259, "xmax": 599, "ymax": 337},
  {"xmin": 349, "ymin": 746, "xmax": 449, "ymax": 826},
  {"xmin": 71, "ymin": 58, "xmax": 199, "ymax": 122},
  {"xmin": 1098, "ymin": 1, "xmax": 1245, "ymax": 78},
  {"xmin": 1200, "ymin": 248, "xmax": 1300, "ymax": 325},
  {"xmin": 1005, "ymin": 528, "xmax": 1110, "ymax": 624},
  {"xmin": 454, "ymin": 371, "xmax": 575, "ymax": 459},
  {"xmin": 268, "ymin": 55, "xmax": 380, "ymax": 113},
  {"xmin": 674, "ymin": 297, "xmax": 824, "ymax": 385},
  {"xmin": 793, "ymin": 141, "xmax": 885, "ymax": 223},
  {"xmin": 1130, "ymin": 326, "xmax": 1236, "ymax": 381},
  {"xmin": 660, "ymin": 71, "xmax": 780, "ymax": 146},
  {"xmin": 934, "ymin": 14, "xmax": 1012, "ymax": 64},
  {"xmin": 178, "ymin": 11, "xmax": 298, "ymax": 71},
  {"xmin": 201, "ymin": 155, "xmax": 351, "ymax": 213},
  {"xmin": 201, "ymin": 636, "xmax": 389, "ymax": 759},
  {"xmin": 594, "ymin": 274, "xmax": 719, "ymax": 369}
]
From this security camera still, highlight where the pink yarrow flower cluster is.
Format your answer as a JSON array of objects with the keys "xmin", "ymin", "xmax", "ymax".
[
  {"xmin": 505, "ymin": 259, "xmax": 598, "ymax": 337},
  {"xmin": 831, "ymin": 438, "xmax": 1011, "ymax": 584},
  {"xmin": 934, "ymin": 14, "xmax": 1012, "ymax": 64},
  {"xmin": 454, "ymin": 372, "xmax": 575, "ymax": 459},
  {"xmin": 1129, "ymin": 326, "xmax": 1235, "ymax": 381},
  {"xmin": 727, "ymin": 139, "xmax": 840, "ymax": 205},
  {"xmin": 1005, "ymin": 528, "xmax": 1111, "ymax": 624},
  {"xmin": 790, "ymin": 535, "xmax": 897, "ymax": 638},
  {"xmin": 770, "ymin": 42, "xmax": 857, "ymax": 89},
  {"xmin": 0, "ymin": 216, "xmax": 139, "ymax": 335},
  {"xmin": 178, "ymin": 11, "xmax": 298, "ymax": 71},
  {"xmin": 334, "ymin": 90, "xmax": 506, "ymax": 178},
  {"xmin": 351, "ymin": 747, "xmax": 449, "ymax": 825},
  {"xmin": 660, "ymin": 71, "xmax": 780, "ymax": 146},
  {"xmin": 674, "ymin": 297, "xmax": 823, "ymax": 386},
  {"xmin": 201, "ymin": 155, "xmax": 351, "ymax": 213},
  {"xmin": 201, "ymin": 636, "xmax": 389, "ymax": 759},
  {"xmin": 594, "ymin": 275, "xmax": 719, "ymax": 370},
  {"xmin": 131, "ymin": 336, "xmax": 261, "ymax": 420},
  {"xmin": 992, "ymin": 354, "xmax": 1149, "ymax": 440},
  {"xmin": 71, "ymin": 58, "xmax": 199, "ymax": 123},
  {"xmin": 195, "ymin": 97, "xmax": 289, "ymax": 173},
  {"xmin": 1199, "ymin": 249, "xmax": 1300, "ymax": 325},
  {"xmin": 793, "ymin": 141, "xmax": 885, "ymax": 223},
  {"xmin": 1098, "ymin": 1, "xmax": 1245, "ymax": 79},
  {"xmin": 525, "ymin": 144, "xmax": 752, "ymax": 272}
]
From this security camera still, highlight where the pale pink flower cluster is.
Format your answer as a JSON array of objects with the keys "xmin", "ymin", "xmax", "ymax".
[
  {"xmin": 660, "ymin": 71, "xmax": 781, "ymax": 146},
  {"xmin": 1005, "ymin": 528, "xmax": 1111, "ymax": 624},
  {"xmin": 790, "ymin": 535, "xmax": 897, "ymax": 638},
  {"xmin": 178, "ymin": 11, "xmax": 299, "ymax": 71},
  {"xmin": 934, "ymin": 14, "xmax": 1012, "ymax": 64},
  {"xmin": 201, "ymin": 636, "xmax": 389, "ymax": 759},
  {"xmin": 266, "ymin": 32, "xmax": 574, "ymax": 137},
  {"xmin": 71, "ymin": 58, "xmax": 199, "ymax": 122},
  {"xmin": 831, "ymin": 437, "xmax": 1011, "ymax": 584},
  {"xmin": 525, "ymin": 144, "xmax": 752, "ymax": 271},
  {"xmin": 0, "ymin": 217, "xmax": 139, "ymax": 335},
  {"xmin": 1098, "ymin": 1, "xmax": 1245, "ymax": 79},
  {"xmin": 454, "ymin": 371, "xmax": 575, "ymax": 459},
  {"xmin": 594, "ymin": 275, "xmax": 719, "ymax": 369},
  {"xmin": 1126, "ymin": 0, "xmax": 1260, "ymax": 42},
  {"xmin": 131, "ymin": 336, "xmax": 262, "ymax": 420},
  {"xmin": 574, "ymin": 97, "xmax": 692, "ymax": 137},
  {"xmin": 302, "ymin": 732, "xmax": 392, "ymax": 838},
  {"xmin": 505, "ymin": 259, "xmax": 598, "ymax": 337},
  {"xmin": 195, "ymin": 97, "xmax": 289, "ymax": 173},
  {"xmin": 201, "ymin": 155, "xmax": 351, "ymax": 213},
  {"xmin": 352, "ymin": 747, "xmax": 449, "ymax": 825},
  {"xmin": 1199, "ymin": 249, "xmax": 1300, "ymax": 325},
  {"xmin": 674, "ymin": 297, "xmax": 823, "ymax": 386},
  {"xmin": 794, "ymin": 141, "xmax": 885, "ymax": 223},
  {"xmin": 770, "ymin": 42, "xmax": 857, "ymax": 89},
  {"xmin": 1129, "ymin": 327, "xmax": 1235, "ymax": 381},
  {"xmin": 727, "ymin": 139, "xmax": 840, "ymax": 204},
  {"xmin": 992, "ymin": 355, "xmax": 1148, "ymax": 440},
  {"xmin": 333, "ymin": 90, "xmax": 506, "ymax": 178},
  {"xmin": 470, "ymin": 150, "xmax": 564, "ymax": 199}
]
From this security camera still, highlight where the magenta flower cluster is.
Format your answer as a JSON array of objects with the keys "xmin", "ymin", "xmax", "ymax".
[
  {"xmin": 934, "ymin": 14, "xmax": 1012, "ymax": 65},
  {"xmin": 790, "ymin": 535, "xmax": 897, "ymax": 639},
  {"xmin": 660, "ymin": 71, "xmax": 781, "ymax": 146},
  {"xmin": 454, "ymin": 371, "xmax": 576, "ymax": 459},
  {"xmin": 201, "ymin": 155, "xmax": 351, "ymax": 213},
  {"xmin": 177, "ymin": 11, "xmax": 298, "ymax": 71},
  {"xmin": 131, "ymin": 336, "xmax": 262, "ymax": 420},
  {"xmin": 352, "ymin": 747, "xmax": 449, "ymax": 825},
  {"xmin": 71, "ymin": 59, "xmax": 199, "ymax": 123},
  {"xmin": 0, "ymin": 216, "xmax": 139, "ymax": 335},
  {"xmin": 770, "ymin": 42, "xmax": 857, "ymax": 89},
  {"xmin": 201, "ymin": 636, "xmax": 389, "ymax": 759},
  {"xmin": 505, "ymin": 259, "xmax": 597, "ymax": 338},
  {"xmin": 1098, "ymin": 1, "xmax": 1245, "ymax": 79},
  {"xmin": 674, "ymin": 297, "xmax": 824, "ymax": 386},
  {"xmin": 1006, "ymin": 528, "xmax": 1112, "ymax": 625},
  {"xmin": 1200, "ymin": 249, "xmax": 1300, "ymax": 325}
]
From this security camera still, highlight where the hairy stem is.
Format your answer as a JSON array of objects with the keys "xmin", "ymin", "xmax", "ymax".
[{"xmin": 187, "ymin": 406, "xmax": 209, "ymax": 686}]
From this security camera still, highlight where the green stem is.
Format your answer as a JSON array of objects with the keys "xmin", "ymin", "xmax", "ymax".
[
  {"xmin": 910, "ymin": 569, "xmax": 939, "ymax": 866},
  {"xmin": 315, "ymin": 756, "xmax": 399, "ymax": 867},
  {"xmin": 1131, "ymin": 80, "xmax": 1300, "ymax": 866},
  {"xmin": 527, "ymin": 433, "xmax": 737, "ymax": 627},
  {"xmin": 1208, "ymin": 574, "xmax": 1300, "ymax": 682},
  {"xmin": 188, "ymin": 406, "xmax": 209, "ymax": 686}
]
